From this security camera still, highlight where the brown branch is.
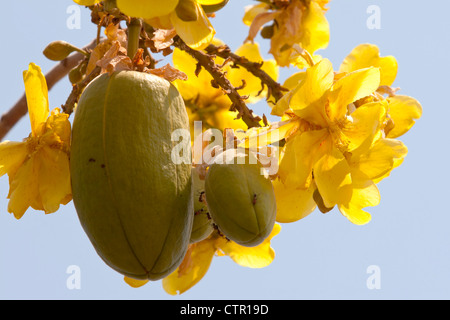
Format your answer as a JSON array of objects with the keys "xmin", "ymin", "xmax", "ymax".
[
  {"xmin": 173, "ymin": 36, "xmax": 262, "ymax": 129},
  {"xmin": 204, "ymin": 43, "xmax": 288, "ymax": 102},
  {"xmin": 61, "ymin": 66, "xmax": 101, "ymax": 115},
  {"xmin": 0, "ymin": 39, "xmax": 98, "ymax": 141}
]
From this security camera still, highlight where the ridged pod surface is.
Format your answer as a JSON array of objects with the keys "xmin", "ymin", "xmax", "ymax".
[
  {"xmin": 190, "ymin": 169, "xmax": 214, "ymax": 243},
  {"xmin": 205, "ymin": 163, "xmax": 276, "ymax": 247},
  {"xmin": 70, "ymin": 71, "xmax": 193, "ymax": 281}
]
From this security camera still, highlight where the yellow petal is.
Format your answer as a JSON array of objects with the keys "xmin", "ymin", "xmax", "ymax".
[
  {"xmin": 40, "ymin": 109, "xmax": 72, "ymax": 150},
  {"xmin": 273, "ymin": 178, "xmax": 316, "ymax": 223},
  {"xmin": 270, "ymin": 92, "xmax": 291, "ymax": 117},
  {"xmin": 278, "ymin": 129, "xmax": 329, "ymax": 189},
  {"xmin": 219, "ymin": 224, "xmax": 281, "ymax": 268},
  {"xmin": 386, "ymin": 95, "xmax": 423, "ymax": 138},
  {"xmin": 170, "ymin": 3, "xmax": 215, "ymax": 50},
  {"xmin": 207, "ymin": 109, "xmax": 248, "ymax": 132},
  {"xmin": 237, "ymin": 119, "xmax": 296, "ymax": 150},
  {"xmin": 145, "ymin": 14, "xmax": 174, "ymax": 30},
  {"xmin": 73, "ymin": 0, "xmax": 101, "ymax": 5},
  {"xmin": 268, "ymin": 1, "xmax": 329, "ymax": 66},
  {"xmin": 173, "ymin": 48, "xmax": 209, "ymax": 101},
  {"xmin": 23, "ymin": 63, "xmax": 49, "ymax": 137},
  {"xmin": 197, "ymin": 0, "xmax": 226, "ymax": 5},
  {"xmin": 116, "ymin": 0, "xmax": 179, "ymax": 19},
  {"xmin": 353, "ymin": 138, "xmax": 408, "ymax": 181},
  {"xmin": 328, "ymin": 67, "xmax": 380, "ymax": 122},
  {"xmin": 7, "ymin": 158, "xmax": 40, "ymax": 219},
  {"xmin": 124, "ymin": 277, "xmax": 149, "ymax": 288},
  {"xmin": 315, "ymin": 0, "xmax": 331, "ymax": 11},
  {"xmin": 271, "ymin": 72, "xmax": 306, "ymax": 116},
  {"xmin": 162, "ymin": 239, "xmax": 216, "ymax": 295},
  {"xmin": 283, "ymin": 71, "xmax": 307, "ymax": 91},
  {"xmin": 338, "ymin": 179, "xmax": 380, "ymax": 225},
  {"xmin": 243, "ymin": 3, "xmax": 270, "ymax": 26},
  {"xmin": 341, "ymin": 101, "xmax": 386, "ymax": 153},
  {"xmin": 292, "ymin": 53, "xmax": 323, "ymax": 70},
  {"xmin": 290, "ymin": 59, "xmax": 334, "ymax": 127},
  {"xmin": 227, "ymin": 42, "xmax": 278, "ymax": 103},
  {"xmin": 300, "ymin": 0, "xmax": 330, "ymax": 54},
  {"xmin": 313, "ymin": 141, "xmax": 353, "ymax": 208},
  {"xmin": 0, "ymin": 141, "xmax": 28, "ymax": 177},
  {"xmin": 339, "ymin": 44, "xmax": 398, "ymax": 87},
  {"xmin": 36, "ymin": 146, "xmax": 72, "ymax": 214}
]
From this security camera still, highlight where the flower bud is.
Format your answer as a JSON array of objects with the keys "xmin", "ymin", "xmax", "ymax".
[{"xmin": 43, "ymin": 41, "xmax": 85, "ymax": 61}]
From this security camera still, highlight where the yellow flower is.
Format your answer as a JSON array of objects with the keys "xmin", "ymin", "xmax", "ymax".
[
  {"xmin": 340, "ymin": 44, "xmax": 423, "ymax": 139},
  {"xmin": 260, "ymin": 45, "xmax": 422, "ymax": 224},
  {"xmin": 266, "ymin": 58, "xmax": 400, "ymax": 224},
  {"xmin": 244, "ymin": 0, "xmax": 330, "ymax": 67},
  {"xmin": 124, "ymin": 224, "xmax": 281, "ymax": 294},
  {"xmin": 0, "ymin": 63, "xmax": 72, "ymax": 219},
  {"xmin": 172, "ymin": 40, "xmax": 278, "ymax": 133},
  {"xmin": 271, "ymin": 58, "xmax": 417, "ymax": 224},
  {"xmin": 117, "ymin": 0, "xmax": 225, "ymax": 50}
]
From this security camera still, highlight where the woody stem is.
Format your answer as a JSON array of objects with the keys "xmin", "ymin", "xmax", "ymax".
[
  {"xmin": 172, "ymin": 36, "xmax": 262, "ymax": 129},
  {"xmin": 127, "ymin": 18, "xmax": 142, "ymax": 59}
]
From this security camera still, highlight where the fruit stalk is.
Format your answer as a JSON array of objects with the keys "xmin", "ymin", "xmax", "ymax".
[{"xmin": 127, "ymin": 18, "xmax": 142, "ymax": 59}]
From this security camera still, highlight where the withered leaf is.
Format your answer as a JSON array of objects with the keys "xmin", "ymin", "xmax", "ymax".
[
  {"xmin": 96, "ymin": 41, "xmax": 132, "ymax": 75},
  {"xmin": 146, "ymin": 63, "xmax": 188, "ymax": 82},
  {"xmin": 152, "ymin": 29, "xmax": 177, "ymax": 52}
]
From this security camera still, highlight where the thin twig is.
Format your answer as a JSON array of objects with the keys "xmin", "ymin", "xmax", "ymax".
[
  {"xmin": 0, "ymin": 39, "xmax": 98, "ymax": 141},
  {"xmin": 61, "ymin": 66, "xmax": 102, "ymax": 115},
  {"xmin": 205, "ymin": 43, "xmax": 288, "ymax": 102},
  {"xmin": 173, "ymin": 36, "xmax": 262, "ymax": 129}
]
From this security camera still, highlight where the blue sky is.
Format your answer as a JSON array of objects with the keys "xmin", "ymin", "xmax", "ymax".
[{"xmin": 0, "ymin": 0, "xmax": 449, "ymax": 300}]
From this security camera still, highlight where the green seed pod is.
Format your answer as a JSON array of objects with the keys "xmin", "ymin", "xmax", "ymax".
[
  {"xmin": 175, "ymin": 0, "xmax": 199, "ymax": 22},
  {"xmin": 205, "ymin": 162, "xmax": 276, "ymax": 247},
  {"xmin": 202, "ymin": 0, "xmax": 229, "ymax": 14},
  {"xmin": 190, "ymin": 169, "xmax": 214, "ymax": 243},
  {"xmin": 70, "ymin": 71, "xmax": 193, "ymax": 281}
]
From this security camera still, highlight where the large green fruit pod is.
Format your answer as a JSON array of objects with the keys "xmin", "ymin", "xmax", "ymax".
[
  {"xmin": 70, "ymin": 71, "xmax": 193, "ymax": 281},
  {"xmin": 204, "ymin": 162, "xmax": 276, "ymax": 247}
]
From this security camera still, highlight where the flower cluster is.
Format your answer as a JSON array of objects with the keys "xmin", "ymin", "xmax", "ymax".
[{"xmin": 268, "ymin": 44, "xmax": 422, "ymax": 225}]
